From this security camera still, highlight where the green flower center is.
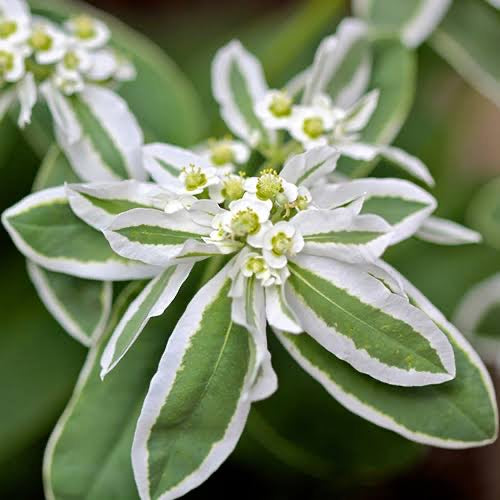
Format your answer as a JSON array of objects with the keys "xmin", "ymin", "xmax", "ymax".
[
  {"xmin": 231, "ymin": 209, "xmax": 260, "ymax": 237},
  {"xmin": 30, "ymin": 29, "xmax": 53, "ymax": 51},
  {"xmin": 246, "ymin": 256, "xmax": 267, "ymax": 275},
  {"xmin": 0, "ymin": 20, "xmax": 17, "ymax": 39},
  {"xmin": 221, "ymin": 176, "xmax": 244, "ymax": 202},
  {"xmin": 0, "ymin": 50, "xmax": 14, "ymax": 74},
  {"xmin": 271, "ymin": 231, "xmax": 292, "ymax": 256},
  {"xmin": 269, "ymin": 92, "xmax": 292, "ymax": 117},
  {"xmin": 303, "ymin": 117, "xmax": 324, "ymax": 138},
  {"xmin": 63, "ymin": 51, "xmax": 80, "ymax": 70},
  {"xmin": 256, "ymin": 169, "xmax": 282, "ymax": 201},
  {"xmin": 183, "ymin": 165, "xmax": 207, "ymax": 191},
  {"xmin": 211, "ymin": 143, "xmax": 234, "ymax": 166},
  {"xmin": 73, "ymin": 15, "xmax": 96, "ymax": 40},
  {"xmin": 295, "ymin": 195, "xmax": 309, "ymax": 211}
]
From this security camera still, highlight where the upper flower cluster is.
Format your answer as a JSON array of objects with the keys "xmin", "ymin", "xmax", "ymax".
[{"xmin": 0, "ymin": 0, "xmax": 133, "ymax": 125}]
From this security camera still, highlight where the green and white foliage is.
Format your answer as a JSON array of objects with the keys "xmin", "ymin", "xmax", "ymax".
[
  {"xmin": 213, "ymin": 31, "xmax": 433, "ymax": 186},
  {"xmin": 26, "ymin": 260, "xmax": 112, "ymax": 346},
  {"xmin": 279, "ymin": 261, "xmax": 497, "ymax": 449},
  {"xmin": 352, "ymin": 0, "xmax": 500, "ymax": 109},
  {"xmin": 454, "ymin": 274, "xmax": 500, "ymax": 370},
  {"xmin": 352, "ymin": 0, "xmax": 452, "ymax": 48},
  {"xmin": 2, "ymin": 186, "xmax": 161, "ymax": 280},
  {"xmin": 0, "ymin": 0, "xmax": 136, "ymax": 128},
  {"xmin": 1, "ymin": 8, "xmax": 498, "ymax": 500}
]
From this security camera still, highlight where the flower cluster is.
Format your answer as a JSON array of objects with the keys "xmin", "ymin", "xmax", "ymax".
[
  {"xmin": 256, "ymin": 88, "xmax": 377, "ymax": 151},
  {"xmin": 0, "ymin": 0, "xmax": 133, "ymax": 126},
  {"xmin": 1, "ymin": 14, "xmax": 496, "ymax": 500}
]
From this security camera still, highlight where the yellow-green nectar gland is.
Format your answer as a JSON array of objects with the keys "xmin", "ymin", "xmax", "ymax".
[
  {"xmin": 73, "ymin": 15, "xmax": 96, "ymax": 40},
  {"xmin": 210, "ymin": 142, "xmax": 234, "ymax": 166},
  {"xmin": 0, "ymin": 50, "xmax": 14, "ymax": 75},
  {"xmin": 0, "ymin": 21, "xmax": 17, "ymax": 39},
  {"xmin": 295, "ymin": 195, "xmax": 309, "ymax": 211},
  {"xmin": 246, "ymin": 256, "xmax": 267, "ymax": 275},
  {"xmin": 269, "ymin": 92, "xmax": 292, "ymax": 117},
  {"xmin": 256, "ymin": 169, "xmax": 282, "ymax": 201},
  {"xmin": 221, "ymin": 176, "xmax": 244, "ymax": 202},
  {"xmin": 303, "ymin": 117, "xmax": 324, "ymax": 139},
  {"xmin": 30, "ymin": 29, "xmax": 53, "ymax": 51},
  {"xmin": 271, "ymin": 231, "xmax": 293, "ymax": 256},
  {"xmin": 183, "ymin": 165, "xmax": 207, "ymax": 192},
  {"xmin": 63, "ymin": 51, "xmax": 80, "ymax": 70},
  {"xmin": 231, "ymin": 209, "xmax": 260, "ymax": 238}
]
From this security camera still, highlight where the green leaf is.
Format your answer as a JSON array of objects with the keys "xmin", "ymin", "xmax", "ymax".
[
  {"xmin": 32, "ymin": 145, "xmax": 79, "ymax": 190},
  {"xmin": 100, "ymin": 263, "xmax": 194, "ymax": 377},
  {"xmin": 212, "ymin": 41, "xmax": 272, "ymax": 146},
  {"xmin": 353, "ymin": 0, "xmax": 451, "ymax": 48},
  {"xmin": 30, "ymin": 145, "xmax": 114, "ymax": 346},
  {"xmin": 277, "ymin": 262, "xmax": 498, "ymax": 447},
  {"xmin": 302, "ymin": 18, "xmax": 371, "ymax": 107},
  {"xmin": 236, "ymin": 333, "xmax": 423, "ymax": 484},
  {"xmin": 27, "ymin": 262, "xmax": 112, "ymax": 347},
  {"xmin": 43, "ymin": 281, "xmax": 166, "ymax": 500},
  {"xmin": 286, "ymin": 255, "xmax": 455, "ymax": 386},
  {"xmin": 467, "ymin": 177, "xmax": 500, "ymax": 250},
  {"xmin": 28, "ymin": 0, "xmax": 206, "ymax": 146},
  {"xmin": 105, "ymin": 208, "xmax": 213, "ymax": 268},
  {"xmin": 454, "ymin": 273, "xmax": 500, "ymax": 368},
  {"xmin": 132, "ymin": 266, "xmax": 254, "ymax": 500},
  {"xmin": 429, "ymin": 0, "xmax": 500, "ymax": 108},
  {"xmin": 337, "ymin": 40, "xmax": 416, "ymax": 178},
  {"xmin": 0, "ymin": 257, "xmax": 85, "ymax": 467},
  {"xmin": 2, "ymin": 187, "xmax": 159, "ymax": 281}
]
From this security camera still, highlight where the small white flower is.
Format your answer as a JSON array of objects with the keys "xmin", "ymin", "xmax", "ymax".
[
  {"xmin": 65, "ymin": 15, "xmax": 110, "ymax": 50},
  {"xmin": 85, "ymin": 49, "xmax": 135, "ymax": 83},
  {"xmin": 242, "ymin": 252, "xmax": 283, "ymax": 287},
  {"xmin": 244, "ymin": 169, "xmax": 298, "ymax": 205},
  {"xmin": 0, "ymin": 41, "xmax": 28, "ymax": 83},
  {"xmin": 288, "ymin": 104, "xmax": 335, "ymax": 149},
  {"xmin": 52, "ymin": 39, "xmax": 93, "ymax": 95},
  {"xmin": 0, "ymin": 13, "xmax": 30, "ymax": 45},
  {"xmin": 29, "ymin": 20, "xmax": 67, "ymax": 65},
  {"xmin": 211, "ymin": 195, "xmax": 272, "ymax": 248},
  {"xmin": 262, "ymin": 221, "xmax": 304, "ymax": 269},
  {"xmin": 178, "ymin": 164, "xmax": 219, "ymax": 195},
  {"xmin": 254, "ymin": 89, "xmax": 294, "ymax": 129},
  {"xmin": 208, "ymin": 173, "xmax": 246, "ymax": 204},
  {"xmin": 200, "ymin": 138, "xmax": 250, "ymax": 175}
]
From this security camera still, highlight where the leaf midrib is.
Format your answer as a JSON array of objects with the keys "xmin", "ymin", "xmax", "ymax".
[{"xmin": 289, "ymin": 264, "xmax": 445, "ymax": 373}]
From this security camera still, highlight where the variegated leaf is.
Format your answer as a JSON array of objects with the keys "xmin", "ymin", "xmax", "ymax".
[
  {"xmin": 105, "ymin": 208, "xmax": 216, "ymax": 267},
  {"xmin": 212, "ymin": 40, "xmax": 273, "ymax": 146},
  {"xmin": 132, "ymin": 265, "xmax": 255, "ymax": 500},
  {"xmin": 100, "ymin": 263, "xmax": 194, "ymax": 377},
  {"xmin": 311, "ymin": 178, "xmax": 436, "ymax": 244},
  {"xmin": 2, "ymin": 187, "xmax": 160, "ymax": 280},
  {"xmin": 354, "ymin": 0, "xmax": 452, "ymax": 48},
  {"xmin": 66, "ymin": 181, "xmax": 164, "ymax": 231},
  {"xmin": 285, "ymin": 254, "xmax": 455, "ymax": 386},
  {"xmin": 27, "ymin": 261, "xmax": 112, "ymax": 347},
  {"xmin": 302, "ymin": 17, "xmax": 371, "ymax": 107},
  {"xmin": 42, "ymin": 83, "xmax": 147, "ymax": 182}
]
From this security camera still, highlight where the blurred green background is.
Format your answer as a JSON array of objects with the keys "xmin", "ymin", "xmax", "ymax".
[{"xmin": 2, "ymin": 1, "xmax": 500, "ymax": 498}]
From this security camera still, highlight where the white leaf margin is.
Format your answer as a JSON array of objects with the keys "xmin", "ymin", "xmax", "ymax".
[
  {"xmin": 132, "ymin": 263, "xmax": 255, "ymax": 500},
  {"xmin": 2, "ymin": 187, "xmax": 161, "ymax": 281},
  {"xmin": 27, "ymin": 260, "xmax": 112, "ymax": 347},
  {"xmin": 276, "ymin": 259, "xmax": 498, "ymax": 448}
]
